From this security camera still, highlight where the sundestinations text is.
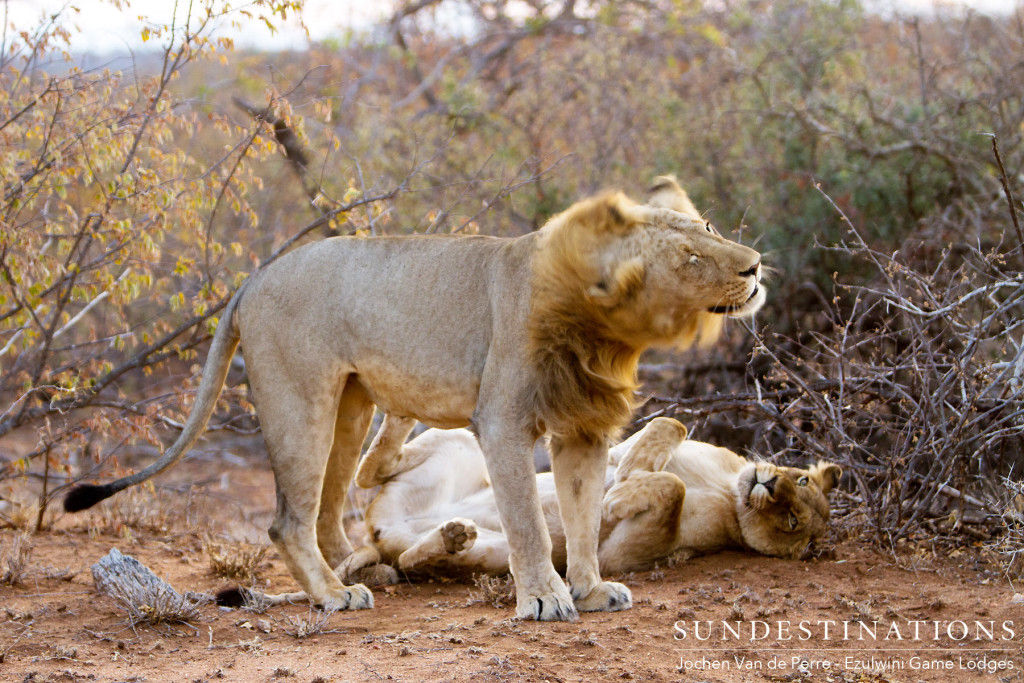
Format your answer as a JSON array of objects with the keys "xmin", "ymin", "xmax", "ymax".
[{"xmin": 673, "ymin": 620, "xmax": 1016, "ymax": 642}]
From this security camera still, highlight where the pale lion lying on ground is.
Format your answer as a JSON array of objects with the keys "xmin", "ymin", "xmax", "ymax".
[
  {"xmin": 66, "ymin": 176, "xmax": 765, "ymax": 621},
  {"xmin": 335, "ymin": 416, "xmax": 841, "ymax": 579}
]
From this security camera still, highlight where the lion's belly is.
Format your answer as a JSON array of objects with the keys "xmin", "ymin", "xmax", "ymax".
[
  {"xmin": 672, "ymin": 488, "xmax": 739, "ymax": 554},
  {"xmin": 352, "ymin": 365, "xmax": 480, "ymax": 429}
]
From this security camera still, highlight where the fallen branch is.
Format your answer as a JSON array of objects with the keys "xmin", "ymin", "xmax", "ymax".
[{"xmin": 92, "ymin": 548, "xmax": 207, "ymax": 628}]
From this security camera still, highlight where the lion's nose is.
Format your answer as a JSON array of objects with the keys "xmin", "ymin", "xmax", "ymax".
[
  {"xmin": 756, "ymin": 474, "xmax": 777, "ymax": 496},
  {"xmin": 740, "ymin": 261, "xmax": 760, "ymax": 279}
]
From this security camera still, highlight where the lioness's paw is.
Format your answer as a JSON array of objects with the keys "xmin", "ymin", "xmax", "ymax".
[
  {"xmin": 336, "ymin": 545, "xmax": 382, "ymax": 581},
  {"xmin": 516, "ymin": 588, "xmax": 579, "ymax": 622},
  {"xmin": 349, "ymin": 563, "xmax": 399, "ymax": 587},
  {"xmin": 441, "ymin": 518, "xmax": 478, "ymax": 554},
  {"xmin": 337, "ymin": 555, "xmax": 365, "ymax": 580},
  {"xmin": 573, "ymin": 581, "xmax": 632, "ymax": 612},
  {"xmin": 317, "ymin": 584, "xmax": 374, "ymax": 611},
  {"xmin": 603, "ymin": 480, "xmax": 651, "ymax": 521}
]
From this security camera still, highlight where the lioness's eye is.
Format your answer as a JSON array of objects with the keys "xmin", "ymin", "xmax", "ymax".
[
  {"xmin": 797, "ymin": 476, "xmax": 809, "ymax": 487},
  {"xmin": 789, "ymin": 513, "xmax": 799, "ymax": 530},
  {"xmin": 704, "ymin": 221, "xmax": 713, "ymax": 233},
  {"xmin": 688, "ymin": 254, "xmax": 699, "ymax": 265}
]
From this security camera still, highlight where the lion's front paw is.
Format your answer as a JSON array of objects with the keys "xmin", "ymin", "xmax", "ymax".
[
  {"xmin": 317, "ymin": 584, "xmax": 374, "ymax": 611},
  {"xmin": 572, "ymin": 581, "xmax": 632, "ymax": 612},
  {"xmin": 441, "ymin": 518, "xmax": 478, "ymax": 554},
  {"xmin": 516, "ymin": 587, "xmax": 580, "ymax": 622}
]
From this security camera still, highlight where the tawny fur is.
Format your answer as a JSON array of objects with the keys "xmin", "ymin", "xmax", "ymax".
[
  {"xmin": 526, "ymin": 183, "xmax": 744, "ymax": 441},
  {"xmin": 332, "ymin": 416, "xmax": 841, "ymax": 578},
  {"xmin": 64, "ymin": 178, "xmax": 765, "ymax": 621}
]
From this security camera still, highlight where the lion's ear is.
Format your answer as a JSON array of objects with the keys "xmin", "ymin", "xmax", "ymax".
[
  {"xmin": 810, "ymin": 461, "xmax": 842, "ymax": 494},
  {"xmin": 560, "ymin": 191, "xmax": 645, "ymax": 235},
  {"xmin": 601, "ymin": 192, "xmax": 647, "ymax": 233},
  {"xmin": 647, "ymin": 175, "xmax": 702, "ymax": 221},
  {"xmin": 587, "ymin": 257, "xmax": 645, "ymax": 304}
]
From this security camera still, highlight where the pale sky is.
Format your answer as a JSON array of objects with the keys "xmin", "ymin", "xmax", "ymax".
[
  {"xmin": 3, "ymin": 0, "xmax": 1021, "ymax": 54},
  {"xmin": 3, "ymin": 0, "xmax": 390, "ymax": 53}
]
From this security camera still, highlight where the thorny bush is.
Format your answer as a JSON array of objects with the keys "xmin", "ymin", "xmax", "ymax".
[{"xmin": 2, "ymin": 0, "xmax": 1024, "ymax": 563}]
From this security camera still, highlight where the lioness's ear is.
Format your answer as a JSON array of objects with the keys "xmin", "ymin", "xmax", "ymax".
[
  {"xmin": 647, "ymin": 175, "xmax": 702, "ymax": 221},
  {"xmin": 811, "ymin": 462, "xmax": 842, "ymax": 493},
  {"xmin": 587, "ymin": 257, "xmax": 645, "ymax": 304}
]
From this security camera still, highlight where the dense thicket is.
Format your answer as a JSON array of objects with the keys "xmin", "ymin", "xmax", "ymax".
[{"xmin": 2, "ymin": 0, "xmax": 1022, "ymax": 553}]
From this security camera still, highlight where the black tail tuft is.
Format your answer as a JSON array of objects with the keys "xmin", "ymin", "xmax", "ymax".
[
  {"xmin": 63, "ymin": 483, "xmax": 117, "ymax": 512},
  {"xmin": 214, "ymin": 586, "xmax": 250, "ymax": 608}
]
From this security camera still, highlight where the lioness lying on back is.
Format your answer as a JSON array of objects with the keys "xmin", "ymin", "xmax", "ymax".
[{"xmin": 337, "ymin": 416, "xmax": 841, "ymax": 579}]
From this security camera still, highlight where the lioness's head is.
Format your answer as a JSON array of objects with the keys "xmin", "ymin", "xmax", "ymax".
[{"xmin": 735, "ymin": 461, "xmax": 841, "ymax": 559}]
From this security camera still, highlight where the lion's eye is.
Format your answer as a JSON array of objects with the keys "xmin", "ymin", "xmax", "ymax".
[
  {"xmin": 688, "ymin": 254, "xmax": 699, "ymax": 265},
  {"xmin": 789, "ymin": 513, "xmax": 799, "ymax": 530},
  {"xmin": 704, "ymin": 221, "xmax": 713, "ymax": 233},
  {"xmin": 797, "ymin": 476, "xmax": 809, "ymax": 487}
]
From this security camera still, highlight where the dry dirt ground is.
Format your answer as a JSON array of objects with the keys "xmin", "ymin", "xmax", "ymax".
[{"xmin": 1, "ymin": 451, "xmax": 1022, "ymax": 683}]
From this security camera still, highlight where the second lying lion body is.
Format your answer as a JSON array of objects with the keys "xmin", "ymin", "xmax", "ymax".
[{"xmin": 340, "ymin": 417, "xmax": 841, "ymax": 579}]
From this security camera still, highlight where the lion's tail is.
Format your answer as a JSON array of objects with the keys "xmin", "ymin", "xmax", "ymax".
[{"xmin": 63, "ymin": 284, "xmax": 246, "ymax": 513}]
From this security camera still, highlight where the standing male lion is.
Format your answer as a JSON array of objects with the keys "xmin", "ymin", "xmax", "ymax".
[{"xmin": 65, "ymin": 176, "xmax": 765, "ymax": 621}]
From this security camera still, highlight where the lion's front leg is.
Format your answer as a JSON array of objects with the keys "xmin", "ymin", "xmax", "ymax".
[
  {"xmin": 604, "ymin": 471, "xmax": 687, "ymax": 522},
  {"xmin": 476, "ymin": 421, "xmax": 577, "ymax": 621},
  {"xmin": 599, "ymin": 471, "xmax": 686, "ymax": 573},
  {"xmin": 550, "ymin": 435, "xmax": 632, "ymax": 613}
]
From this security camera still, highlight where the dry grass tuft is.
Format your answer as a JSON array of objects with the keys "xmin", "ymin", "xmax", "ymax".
[
  {"xmin": 469, "ymin": 573, "xmax": 515, "ymax": 609},
  {"xmin": 0, "ymin": 494, "xmax": 37, "ymax": 531},
  {"xmin": 285, "ymin": 605, "xmax": 339, "ymax": 639},
  {"xmin": 0, "ymin": 533, "xmax": 33, "ymax": 586},
  {"xmin": 45, "ymin": 645, "xmax": 78, "ymax": 661},
  {"xmin": 239, "ymin": 586, "xmax": 274, "ymax": 614},
  {"xmin": 202, "ymin": 535, "xmax": 267, "ymax": 581}
]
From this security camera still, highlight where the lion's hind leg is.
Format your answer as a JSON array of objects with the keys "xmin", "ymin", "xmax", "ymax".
[
  {"xmin": 613, "ymin": 417, "xmax": 687, "ymax": 484},
  {"xmin": 599, "ymin": 418, "xmax": 688, "ymax": 573},
  {"xmin": 317, "ymin": 381, "xmax": 376, "ymax": 571},
  {"xmin": 251, "ymin": 366, "xmax": 373, "ymax": 612},
  {"xmin": 354, "ymin": 415, "xmax": 417, "ymax": 488},
  {"xmin": 599, "ymin": 471, "xmax": 686, "ymax": 573}
]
